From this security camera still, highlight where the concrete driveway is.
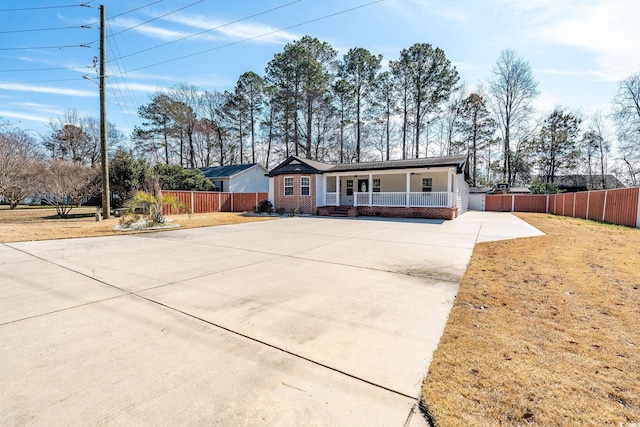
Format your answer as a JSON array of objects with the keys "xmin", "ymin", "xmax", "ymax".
[{"xmin": 0, "ymin": 212, "xmax": 543, "ymax": 426}]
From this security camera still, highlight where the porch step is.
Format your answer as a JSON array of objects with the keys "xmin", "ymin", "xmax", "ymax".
[{"xmin": 320, "ymin": 206, "xmax": 350, "ymax": 217}]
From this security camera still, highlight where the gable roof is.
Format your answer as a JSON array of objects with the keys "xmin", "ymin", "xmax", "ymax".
[
  {"xmin": 268, "ymin": 156, "xmax": 333, "ymax": 177},
  {"xmin": 269, "ymin": 154, "xmax": 468, "ymax": 176},
  {"xmin": 199, "ymin": 164, "xmax": 265, "ymax": 180}
]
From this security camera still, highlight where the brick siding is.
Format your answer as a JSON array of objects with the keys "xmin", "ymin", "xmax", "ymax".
[
  {"xmin": 357, "ymin": 206, "xmax": 458, "ymax": 220},
  {"xmin": 273, "ymin": 174, "xmax": 317, "ymax": 214}
]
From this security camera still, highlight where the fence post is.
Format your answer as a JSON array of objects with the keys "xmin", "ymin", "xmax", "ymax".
[
  {"xmin": 546, "ymin": 195, "xmax": 549, "ymax": 213},
  {"xmin": 602, "ymin": 190, "xmax": 608, "ymax": 222},
  {"xmin": 218, "ymin": 192, "xmax": 221, "ymax": 212},
  {"xmin": 586, "ymin": 191, "xmax": 590, "ymax": 220},
  {"xmin": 511, "ymin": 195, "xmax": 515, "ymax": 212},
  {"xmin": 572, "ymin": 193, "xmax": 576, "ymax": 218},
  {"xmin": 190, "ymin": 191, "xmax": 194, "ymax": 214},
  {"xmin": 255, "ymin": 192, "xmax": 258, "ymax": 210},
  {"xmin": 636, "ymin": 188, "xmax": 640, "ymax": 228},
  {"xmin": 231, "ymin": 193, "xmax": 234, "ymax": 212}
]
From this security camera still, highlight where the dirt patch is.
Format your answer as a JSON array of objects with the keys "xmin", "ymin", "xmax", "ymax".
[
  {"xmin": 421, "ymin": 213, "xmax": 640, "ymax": 426},
  {"xmin": 0, "ymin": 206, "xmax": 275, "ymax": 243}
]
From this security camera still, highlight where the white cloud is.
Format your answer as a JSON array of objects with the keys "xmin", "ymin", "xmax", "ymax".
[
  {"xmin": 5, "ymin": 102, "xmax": 62, "ymax": 116},
  {"xmin": 0, "ymin": 83, "xmax": 95, "ymax": 97},
  {"xmin": 113, "ymin": 82, "xmax": 170, "ymax": 93},
  {"xmin": 0, "ymin": 110, "xmax": 50, "ymax": 123},
  {"xmin": 109, "ymin": 17, "xmax": 191, "ymax": 41},
  {"xmin": 496, "ymin": 0, "xmax": 640, "ymax": 81},
  {"xmin": 164, "ymin": 14, "xmax": 299, "ymax": 45}
]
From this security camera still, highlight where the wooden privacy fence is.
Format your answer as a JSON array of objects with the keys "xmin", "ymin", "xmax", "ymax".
[
  {"xmin": 162, "ymin": 191, "xmax": 268, "ymax": 215},
  {"xmin": 484, "ymin": 187, "xmax": 640, "ymax": 228}
]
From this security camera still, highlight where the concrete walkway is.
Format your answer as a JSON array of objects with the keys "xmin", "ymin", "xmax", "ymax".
[{"xmin": 0, "ymin": 212, "xmax": 543, "ymax": 426}]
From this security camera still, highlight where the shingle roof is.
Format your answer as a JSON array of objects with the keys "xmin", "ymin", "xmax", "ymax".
[
  {"xmin": 291, "ymin": 156, "xmax": 334, "ymax": 171},
  {"xmin": 199, "ymin": 164, "xmax": 260, "ymax": 180},
  {"xmin": 328, "ymin": 154, "xmax": 468, "ymax": 173},
  {"xmin": 268, "ymin": 155, "xmax": 469, "ymax": 176}
]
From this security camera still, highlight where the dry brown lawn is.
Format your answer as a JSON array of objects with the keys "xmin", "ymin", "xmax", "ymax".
[
  {"xmin": 0, "ymin": 205, "xmax": 275, "ymax": 243},
  {"xmin": 421, "ymin": 213, "xmax": 640, "ymax": 426}
]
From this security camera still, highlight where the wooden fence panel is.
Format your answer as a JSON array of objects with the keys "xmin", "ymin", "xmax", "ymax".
[
  {"xmin": 548, "ymin": 194, "xmax": 557, "ymax": 215},
  {"xmin": 587, "ymin": 191, "xmax": 606, "ymax": 221},
  {"xmin": 513, "ymin": 195, "xmax": 547, "ymax": 213},
  {"xmin": 162, "ymin": 191, "xmax": 191, "ymax": 215},
  {"xmin": 160, "ymin": 191, "xmax": 267, "ymax": 214},
  {"xmin": 563, "ymin": 193, "xmax": 575, "ymax": 217},
  {"xmin": 574, "ymin": 192, "xmax": 589, "ymax": 219},
  {"xmin": 193, "ymin": 192, "xmax": 219, "ymax": 214},
  {"xmin": 219, "ymin": 193, "xmax": 232, "ymax": 212},
  {"xmin": 603, "ymin": 188, "xmax": 639, "ymax": 227},
  {"xmin": 485, "ymin": 194, "xmax": 513, "ymax": 212}
]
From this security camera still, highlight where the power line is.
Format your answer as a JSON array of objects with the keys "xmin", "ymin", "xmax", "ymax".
[
  {"xmin": 108, "ymin": 0, "xmax": 164, "ymax": 20},
  {"xmin": 108, "ymin": 0, "xmax": 301, "ymax": 63},
  {"xmin": 84, "ymin": 0, "xmax": 165, "ymax": 27},
  {"xmin": 105, "ymin": 21, "xmax": 141, "ymax": 131},
  {"xmin": 122, "ymin": 0, "xmax": 384, "ymax": 74},
  {"xmin": 0, "ymin": 25, "xmax": 91, "ymax": 34},
  {"xmin": 0, "ymin": 44, "xmax": 92, "ymax": 51},
  {"xmin": 0, "ymin": 3, "xmax": 90, "ymax": 12},
  {"xmin": 100, "ymin": 0, "xmax": 204, "ymax": 40},
  {"xmin": 0, "ymin": 78, "xmax": 81, "ymax": 85},
  {"xmin": 0, "ymin": 65, "xmax": 88, "ymax": 73}
]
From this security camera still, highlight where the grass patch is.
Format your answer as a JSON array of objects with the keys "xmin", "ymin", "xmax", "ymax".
[
  {"xmin": 43, "ymin": 212, "xmax": 97, "ymax": 220},
  {"xmin": 0, "ymin": 205, "xmax": 275, "ymax": 243},
  {"xmin": 421, "ymin": 213, "xmax": 640, "ymax": 426}
]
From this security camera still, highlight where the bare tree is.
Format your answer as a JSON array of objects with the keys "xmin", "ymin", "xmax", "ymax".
[
  {"xmin": 170, "ymin": 83, "xmax": 202, "ymax": 168},
  {"xmin": 582, "ymin": 112, "xmax": 612, "ymax": 189},
  {"xmin": 40, "ymin": 160, "xmax": 100, "ymax": 218},
  {"xmin": 489, "ymin": 49, "xmax": 539, "ymax": 184},
  {"xmin": 43, "ymin": 109, "xmax": 94, "ymax": 165},
  {"xmin": 612, "ymin": 72, "xmax": 640, "ymax": 185},
  {"xmin": 0, "ymin": 125, "xmax": 44, "ymax": 208}
]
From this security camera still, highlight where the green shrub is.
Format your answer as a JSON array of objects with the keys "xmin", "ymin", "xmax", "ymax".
[{"xmin": 256, "ymin": 200, "xmax": 273, "ymax": 213}]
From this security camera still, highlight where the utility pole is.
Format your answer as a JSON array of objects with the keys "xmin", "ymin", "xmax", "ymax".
[{"xmin": 100, "ymin": 4, "xmax": 110, "ymax": 219}]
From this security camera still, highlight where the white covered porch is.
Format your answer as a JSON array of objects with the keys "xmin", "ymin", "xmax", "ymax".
[{"xmin": 322, "ymin": 166, "xmax": 461, "ymax": 209}]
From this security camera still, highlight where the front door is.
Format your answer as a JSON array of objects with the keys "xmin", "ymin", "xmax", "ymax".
[{"xmin": 357, "ymin": 179, "xmax": 368, "ymax": 193}]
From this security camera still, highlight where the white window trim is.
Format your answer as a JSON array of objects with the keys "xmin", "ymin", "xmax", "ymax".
[
  {"xmin": 284, "ymin": 176, "xmax": 294, "ymax": 197},
  {"xmin": 300, "ymin": 176, "xmax": 310, "ymax": 196}
]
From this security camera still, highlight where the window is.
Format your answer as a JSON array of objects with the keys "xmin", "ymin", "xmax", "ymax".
[
  {"xmin": 422, "ymin": 178, "xmax": 433, "ymax": 192},
  {"xmin": 346, "ymin": 179, "xmax": 353, "ymax": 196},
  {"xmin": 300, "ymin": 176, "xmax": 310, "ymax": 196},
  {"xmin": 284, "ymin": 177, "xmax": 294, "ymax": 196},
  {"xmin": 373, "ymin": 178, "xmax": 381, "ymax": 193}
]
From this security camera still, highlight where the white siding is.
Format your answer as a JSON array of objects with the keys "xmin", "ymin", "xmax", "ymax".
[
  {"xmin": 316, "ymin": 174, "xmax": 325, "ymax": 207},
  {"xmin": 228, "ymin": 165, "xmax": 269, "ymax": 192},
  {"xmin": 268, "ymin": 178, "xmax": 275, "ymax": 205},
  {"xmin": 457, "ymin": 174, "xmax": 469, "ymax": 214}
]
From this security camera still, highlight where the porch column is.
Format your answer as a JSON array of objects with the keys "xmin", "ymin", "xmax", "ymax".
[
  {"xmin": 323, "ymin": 175, "xmax": 327, "ymax": 206},
  {"xmin": 447, "ymin": 168, "xmax": 453, "ymax": 207},
  {"xmin": 368, "ymin": 174, "xmax": 373, "ymax": 206},
  {"xmin": 335, "ymin": 175, "xmax": 340, "ymax": 206},
  {"xmin": 405, "ymin": 172, "xmax": 411, "ymax": 208}
]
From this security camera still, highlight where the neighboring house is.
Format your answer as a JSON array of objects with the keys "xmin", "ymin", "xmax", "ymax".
[
  {"xmin": 548, "ymin": 175, "xmax": 625, "ymax": 192},
  {"xmin": 268, "ymin": 155, "xmax": 470, "ymax": 220},
  {"xmin": 199, "ymin": 164, "xmax": 268, "ymax": 193}
]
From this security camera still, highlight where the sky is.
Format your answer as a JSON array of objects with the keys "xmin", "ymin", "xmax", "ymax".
[{"xmin": 0, "ymin": 0, "xmax": 638, "ymax": 140}]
